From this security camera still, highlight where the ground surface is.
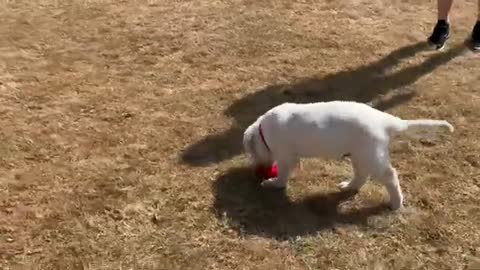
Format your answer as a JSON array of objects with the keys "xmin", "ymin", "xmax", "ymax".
[{"xmin": 0, "ymin": 0, "xmax": 479, "ymax": 269}]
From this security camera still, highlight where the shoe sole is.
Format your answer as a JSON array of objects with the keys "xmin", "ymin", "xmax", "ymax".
[
  {"xmin": 471, "ymin": 43, "xmax": 480, "ymax": 52},
  {"xmin": 465, "ymin": 37, "xmax": 480, "ymax": 52},
  {"xmin": 427, "ymin": 35, "xmax": 449, "ymax": 51},
  {"xmin": 428, "ymin": 41, "xmax": 447, "ymax": 51}
]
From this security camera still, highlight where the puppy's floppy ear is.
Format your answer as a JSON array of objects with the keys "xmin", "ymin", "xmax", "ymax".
[{"xmin": 243, "ymin": 129, "xmax": 258, "ymax": 163}]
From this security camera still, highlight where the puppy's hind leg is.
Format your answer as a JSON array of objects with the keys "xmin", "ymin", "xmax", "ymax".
[
  {"xmin": 379, "ymin": 166, "xmax": 403, "ymax": 210},
  {"xmin": 261, "ymin": 157, "xmax": 298, "ymax": 189},
  {"xmin": 369, "ymin": 148, "xmax": 403, "ymax": 210}
]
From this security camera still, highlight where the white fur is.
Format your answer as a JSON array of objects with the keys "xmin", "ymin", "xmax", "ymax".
[{"xmin": 243, "ymin": 101, "xmax": 454, "ymax": 209}]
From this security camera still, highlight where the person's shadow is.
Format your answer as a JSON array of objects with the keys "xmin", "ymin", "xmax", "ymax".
[
  {"xmin": 181, "ymin": 42, "xmax": 467, "ymax": 166},
  {"xmin": 212, "ymin": 166, "xmax": 391, "ymax": 238}
]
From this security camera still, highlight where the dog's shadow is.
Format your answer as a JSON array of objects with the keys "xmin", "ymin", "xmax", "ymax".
[
  {"xmin": 181, "ymin": 42, "xmax": 467, "ymax": 167},
  {"xmin": 212, "ymin": 166, "xmax": 391, "ymax": 238}
]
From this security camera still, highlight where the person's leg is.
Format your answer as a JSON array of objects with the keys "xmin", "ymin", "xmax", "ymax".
[
  {"xmin": 428, "ymin": 0, "xmax": 454, "ymax": 50},
  {"xmin": 470, "ymin": 0, "xmax": 480, "ymax": 51},
  {"xmin": 438, "ymin": 0, "xmax": 454, "ymax": 21}
]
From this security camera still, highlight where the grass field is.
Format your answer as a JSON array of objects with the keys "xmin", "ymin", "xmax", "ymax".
[{"xmin": 1, "ymin": 0, "xmax": 479, "ymax": 269}]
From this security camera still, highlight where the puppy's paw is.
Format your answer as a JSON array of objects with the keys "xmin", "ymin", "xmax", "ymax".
[
  {"xmin": 260, "ymin": 178, "xmax": 286, "ymax": 189},
  {"xmin": 337, "ymin": 180, "xmax": 356, "ymax": 191},
  {"xmin": 389, "ymin": 197, "xmax": 403, "ymax": 210}
]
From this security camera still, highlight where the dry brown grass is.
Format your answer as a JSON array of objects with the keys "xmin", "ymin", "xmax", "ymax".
[{"xmin": 0, "ymin": 0, "xmax": 479, "ymax": 269}]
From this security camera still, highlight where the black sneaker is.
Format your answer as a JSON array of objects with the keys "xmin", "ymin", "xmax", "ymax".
[
  {"xmin": 471, "ymin": 21, "xmax": 480, "ymax": 51},
  {"xmin": 428, "ymin": 20, "xmax": 450, "ymax": 50}
]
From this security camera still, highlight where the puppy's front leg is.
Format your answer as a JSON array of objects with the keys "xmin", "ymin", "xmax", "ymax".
[
  {"xmin": 261, "ymin": 158, "xmax": 297, "ymax": 189},
  {"xmin": 338, "ymin": 157, "xmax": 368, "ymax": 191}
]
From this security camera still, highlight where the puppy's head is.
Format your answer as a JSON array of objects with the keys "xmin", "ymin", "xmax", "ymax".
[
  {"xmin": 243, "ymin": 123, "xmax": 258, "ymax": 164},
  {"xmin": 243, "ymin": 122, "xmax": 272, "ymax": 167}
]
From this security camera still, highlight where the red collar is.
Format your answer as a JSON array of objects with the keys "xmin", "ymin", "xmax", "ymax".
[{"xmin": 259, "ymin": 123, "xmax": 271, "ymax": 152}]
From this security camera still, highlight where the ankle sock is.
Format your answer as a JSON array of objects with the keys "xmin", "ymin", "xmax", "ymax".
[{"xmin": 437, "ymin": 19, "xmax": 449, "ymax": 27}]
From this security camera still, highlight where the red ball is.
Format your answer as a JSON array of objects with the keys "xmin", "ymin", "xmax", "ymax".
[{"xmin": 255, "ymin": 163, "xmax": 278, "ymax": 179}]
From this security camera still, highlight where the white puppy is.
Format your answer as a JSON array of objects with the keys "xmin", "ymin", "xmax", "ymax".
[{"xmin": 243, "ymin": 101, "xmax": 454, "ymax": 209}]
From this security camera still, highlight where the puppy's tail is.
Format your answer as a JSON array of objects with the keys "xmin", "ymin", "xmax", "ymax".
[
  {"xmin": 389, "ymin": 119, "xmax": 454, "ymax": 138},
  {"xmin": 403, "ymin": 119, "xmax": 454, "ymax": 133}
]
